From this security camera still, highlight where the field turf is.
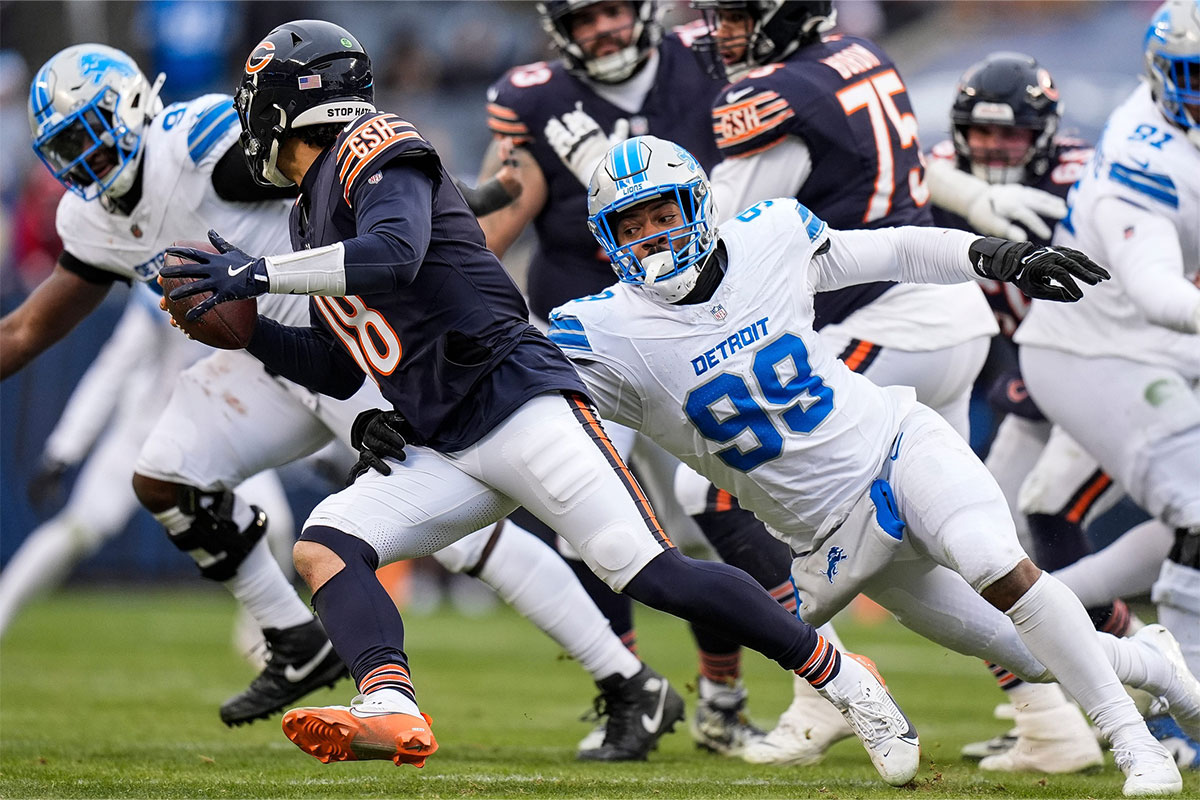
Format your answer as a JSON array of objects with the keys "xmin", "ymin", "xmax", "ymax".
[{"xmin": 2, "ymin": 588, "xmax": 1195, "ymax": 799}]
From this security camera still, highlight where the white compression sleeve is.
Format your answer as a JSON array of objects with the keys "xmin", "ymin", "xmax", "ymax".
[
  {"xmin": 711, "ymin": 136, "xmax": 812, "ymax": 224},
  {"xmin": 811, "ymin": 226, "xmax": 980, "ymax": 292}
]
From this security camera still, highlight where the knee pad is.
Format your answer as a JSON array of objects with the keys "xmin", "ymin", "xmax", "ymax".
[
  {"xmin": 574, "ymin": 522, "xmax": 663, "ymax": 592},
  {"xmin": 168, "ymin": 488, "xmax": 267, "ymax": 582}
]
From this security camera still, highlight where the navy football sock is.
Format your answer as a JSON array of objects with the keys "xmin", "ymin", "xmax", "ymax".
[
  {"xmin": 303, "ymin": 525, "xmax": 415, "ymax": 702},
  {"xmin": 1027, "ymin": 512, "xmax": 1095, "ymax": 571},
  {"xmin": 623, "ymin": 549, "xmax": 822, "ymax": 672}
]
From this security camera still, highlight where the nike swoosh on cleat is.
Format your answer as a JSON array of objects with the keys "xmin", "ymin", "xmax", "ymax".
[
  {"xmin": 641, "ymin": 683, "xmax": 669, "ymax": 734},
  {"xmin": 227, "ymin": 262, "xmax": 252, "ymax": 277},
  {"xmin": 283, "ymin": 641, "xmax": 335, "ymax": 683}
]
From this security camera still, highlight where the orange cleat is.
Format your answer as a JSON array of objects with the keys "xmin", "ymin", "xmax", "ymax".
[{"xmin": 282, "ymin": 700, "xmax": 437, "ymax": 768}]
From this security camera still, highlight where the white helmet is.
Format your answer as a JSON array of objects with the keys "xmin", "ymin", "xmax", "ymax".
[
  {"xmin": 28, "ymin": 44, "xmax": 164, "ymax": 201},
  {"xmin": 1144, "ymin": 0, "xmax": 1200, "ymax": 148},
  {"xmin": 587, "ymin": 136, "xmax": 718, "ymax": 303}
]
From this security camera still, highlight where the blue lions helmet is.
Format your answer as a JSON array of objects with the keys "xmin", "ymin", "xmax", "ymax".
[
  {"xmin": 28, "ymin": 44, "xmax": 164, "ymax": 201},
  {"xmin": 587, "ymin": 136, "xmax": 718, "ymax": 303},
  {"xmin": 1144, "ymin": 0, "xmax": 1200, "ymax": 147}
]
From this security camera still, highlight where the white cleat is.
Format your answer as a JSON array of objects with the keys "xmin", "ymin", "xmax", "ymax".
[
  {"xmin": 1115, "ymin": 740, "xmax": 1183, "ymax": 797},
  {"xmin": 1135, "ymin": 625, "xmax": 1200, "ymax": 742},
  {"xmin": 815, "ymin": 654, "xmax": 920, "ymax": 786},
  {"xmin": 978, "ymin": 704, "xmax": 1103, "ymax": 774},
  {"xmin": 742, "ymin": 673, "xmax": 853, "ymax": 766}
]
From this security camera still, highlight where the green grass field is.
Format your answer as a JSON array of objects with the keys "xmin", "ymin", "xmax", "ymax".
[{"xmin": 1, "ymin": 588, "xmax": 1195, "ymax": 799}]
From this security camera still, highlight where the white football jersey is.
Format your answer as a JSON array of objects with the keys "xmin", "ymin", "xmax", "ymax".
[
  {"xmin": 54, "ymin": 93, "xmax": 308, "ymax": 327},
  {"xmin": 1016, "ymin": 84, "xmax": 1199, "ymax": 375},
  {"xmin": 551, "ymin": 199, "xmax": 917, "ymax": 550}
]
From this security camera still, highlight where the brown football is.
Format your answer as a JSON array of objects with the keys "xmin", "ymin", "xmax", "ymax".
[{"xmin": 159, "ymin": 240, "xmax": 257, "ymax": 350}]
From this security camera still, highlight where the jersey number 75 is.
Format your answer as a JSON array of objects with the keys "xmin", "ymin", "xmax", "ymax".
[{"xmin": 836, "ymin": 69, "xmax": 929, "ymax": 223}]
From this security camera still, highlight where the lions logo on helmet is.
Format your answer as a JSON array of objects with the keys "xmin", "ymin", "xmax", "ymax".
[
  {"xmin": 587, "ymin": 136, "xmax": 717, "ymax": 304},
  {"xmin": 28, "ymin": 44, "xmax": 164, "ymax": 201},
  {"xmin": 1144, "ymin": 0, "xmax": 1200, "ymax": 148}
]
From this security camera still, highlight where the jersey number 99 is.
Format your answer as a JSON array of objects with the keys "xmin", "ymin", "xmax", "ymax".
[{"xmin": 684, "ymin": 333, "xmax": 833, "ymax": 472}]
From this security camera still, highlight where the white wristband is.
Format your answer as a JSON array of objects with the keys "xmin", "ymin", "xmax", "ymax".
[{"xmin": 263, "ymin": 242, "xmax": 347, "ymax": 296}]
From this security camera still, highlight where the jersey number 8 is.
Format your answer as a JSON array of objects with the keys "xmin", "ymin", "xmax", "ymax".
[
  {"xmin": 684, "ymin": 333, "xmax": 833, "ymax": 472},
  {"xmin": 314, "ymin": 295, "xmax": 403, "ymax": 376}
]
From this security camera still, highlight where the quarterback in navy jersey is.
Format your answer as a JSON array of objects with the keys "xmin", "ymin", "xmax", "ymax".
[{"xmin": 163, "ymin": 20, "xmax": 924, "ymax": 778}]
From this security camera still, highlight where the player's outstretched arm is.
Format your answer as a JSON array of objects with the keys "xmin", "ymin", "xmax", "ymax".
[
  {"xmin": 0, "ymin": 261, "xmax": 113, "ymax": 380},
  {"xmin": 812, "ymin": 226, "xmax": 1108, "ymax": 303}
]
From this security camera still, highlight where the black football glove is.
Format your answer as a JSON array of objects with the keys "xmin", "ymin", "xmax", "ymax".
[
  {"xmin": 162, "ymin": 229, "xmax": 269, "ymax": 321},
  {"xmin": 969, "ymin": 237, "xmax": 1110, "ymax": 302},
  {"xmin": 346, "ymin": 409, "xmax": 409, "ymax": 485}
]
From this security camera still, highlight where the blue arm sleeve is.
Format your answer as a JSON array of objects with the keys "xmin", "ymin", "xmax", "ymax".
[
  {"xmin": 245, "ymin": 314, "xmax": 365, "ymax": 400},
  {"xmin": 340, "ymin": 163, "xmax": 434, "ymax": 295}
]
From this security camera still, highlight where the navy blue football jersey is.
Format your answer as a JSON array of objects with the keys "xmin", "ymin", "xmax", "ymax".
[
  {"xmin": 291, "ymin": 112, "xmax": 585, "ymax": 451},
  {"xmin": 929, "ymin": 137, "xmax": 1093, "ymax": 338},
  {"xmin": 709, "ymin": 35, "xmax": 933, "ymax": 328},
  {"xmin": 487, "ymin": 30, "xmax": 725, "ymax": 320}
]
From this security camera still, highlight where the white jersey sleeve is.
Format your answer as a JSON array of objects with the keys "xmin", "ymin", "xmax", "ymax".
[{"xmin": 1016, "ymin": 84, "xmax": 1199, "ymax": 374}]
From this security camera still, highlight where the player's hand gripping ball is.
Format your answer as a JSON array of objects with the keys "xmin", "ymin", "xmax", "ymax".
[{"xmin": 158, "ymin": 240, "xmax": 258, "ymax": 349}]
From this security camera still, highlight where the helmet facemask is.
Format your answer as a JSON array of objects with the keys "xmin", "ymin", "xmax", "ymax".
[
  {"xmin": 538, "ymin": 1, "xmax": 663, "ymax": 84},
  {"xmin": 29, "ymin": 45, "xmax": 164, "ymax": 201},
  {"xmin": 1144, "ymin": 0, "xmax": 1200, "ymax": 148},
  {"xmin": 587, "ymin": 136, "xmax": 717, "ymax": 304},
  {"xmin": 691, "ymin": 1, "xmax": 835, "ymax": 82}
]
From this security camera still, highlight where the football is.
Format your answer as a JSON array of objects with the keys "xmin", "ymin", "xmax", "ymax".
[{"xmin": 159, "ymin": 240, "xmax": 258, "ymax": 350}]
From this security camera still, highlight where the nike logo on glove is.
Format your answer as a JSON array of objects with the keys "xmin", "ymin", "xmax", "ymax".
[
  {"xmin": 283, "ymin": 641, "xmax": 335, "ymax": 683},
  {"xmin": 227, "ymin": 261, "xmax": 253, "ymax": 277},
  {"xmin": 641, "ymin": 680, "xmax": 669, "ymax": 733}
]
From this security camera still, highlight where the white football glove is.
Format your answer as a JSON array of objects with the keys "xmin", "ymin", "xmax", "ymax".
[
  {"xmin": 544, "ymin": 102, "xmax": 630, "ymax": 187},
  {"xmin": 967, "ymin": 183, "xmax": 1067, "ymax": 242}
]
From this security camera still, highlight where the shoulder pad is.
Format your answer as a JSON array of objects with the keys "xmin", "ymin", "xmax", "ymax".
[
  {"xmin": 184, "ymin": 95, "xmax": 237, "ymax": 165},
  {"xmin": 334, "ymin": 113, "xmax": 436, "ymax": 205},
  {"xmin": 711, "ymin": 75, "xmax": 795, "ymax": 158},
  {"xmin": 486, "ymin": 61, "xmax": 563, "ymax": 144}
]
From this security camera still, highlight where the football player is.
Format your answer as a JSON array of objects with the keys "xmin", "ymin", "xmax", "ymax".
[
  {"xmin": 1016, "ymin": 0, "xmax": 1200, "ymax": 709},
  {"xmin": 927, "ymin": 52, "xmax": 1141, "ymax": 774},
  {"xmin": 164, "ymin": 21, "xmax": 923, "ymax": 784},
  {"xmin": 480, "ymin": 0, "xmax": 794, "ymax": 756},
  {"xmin": 553, "ymin": 134, "xmax": 1198, "ymax": 797},
  {"xmin": 10, "ymin": 42, "xmax": 674, "ymax": 747}
]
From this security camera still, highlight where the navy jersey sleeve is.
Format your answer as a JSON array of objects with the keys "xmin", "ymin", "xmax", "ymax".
[
  {"xmin": 711, "ymin": 68, "xmax": 799, "ymax": 159},
  {"xmin": 340, "ymin": 163, "xmax": 435, "ymax": 294},
  {"xmin": 245, "ymin": 311, "xmax": 365, "ymax": 400}
]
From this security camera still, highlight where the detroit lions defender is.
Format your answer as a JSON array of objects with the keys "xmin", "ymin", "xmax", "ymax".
[
  {"xmin": 163, "ymin": 21, "xmax": 923, "ymax": 784},
  {"xmin": 481, "ymin": 0, "xmax": 795, "ymax": 756},
  {"xmin": 8, "ymin": 43, "xmax": 674, "ymax": 743},
  {"xmin": 550, "ymin": 134, "xmax": 1200, "ymax": 796},
  {"xmin": 1017, "ymin": 0, "xmax": 1200, "ymax": 685}
]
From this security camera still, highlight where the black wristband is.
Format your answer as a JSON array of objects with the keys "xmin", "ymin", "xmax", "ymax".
[{"xmin": 968, "ymin": 237, "xmax": 1029, "ymax": 281}]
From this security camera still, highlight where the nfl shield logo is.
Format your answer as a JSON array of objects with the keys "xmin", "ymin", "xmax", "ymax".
[{"xmin": 709, "ymin": 303, "xmax": 727, "ymax": 321}]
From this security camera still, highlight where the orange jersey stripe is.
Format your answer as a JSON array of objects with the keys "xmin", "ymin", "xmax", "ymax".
[
  {"xmin": 486, "ymin": 118, "xmax": 530, "ymax": 136},
  {"xmin": 341, "ymin": 131, "xmax": 423, "ymax": 203},
  {"xmin": 712, "ymin": 90, "xmax": 781, "ymax": 116},
  {"xmin": 486, "ymin": 103, "xmax": 520, "ymax": 121},
  {"xmin": 716, "ymin": 109, "xmax": 796, "ymax": 148},
  {"xmin": 714, "ymin": 489, "xmax": 734, "ymax": 512}
]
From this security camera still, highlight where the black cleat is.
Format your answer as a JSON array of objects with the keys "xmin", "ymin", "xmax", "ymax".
[
  {"xmin": 219, "ymin": 618, "xmax": 348, "ymax": 726},
  {"xmin": 690, "ymin": 679, "xmax": 766, "ymax": 756},
  {"xmin": 576, "ymin": 665, "xmax": 685, "ymax": 762}
]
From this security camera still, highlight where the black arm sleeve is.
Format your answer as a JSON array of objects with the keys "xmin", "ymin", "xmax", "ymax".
[
  {"xmin": 453, "ymin": 175, "xmax": 516, "ymax": 217},
  {"xmin": 340, "ymin": 164, "xmax": 434, "ymax": 295},
  {"xmin": 60, "ymin": 250, "xmax": 127, "ymax": 285},
  {"xmin": 245, "ymin": 315, "xmax": 365, "ymax": 400},
  {"xmin": 210, "ymin": 144, "xmax": 300, "ymax": 203}
]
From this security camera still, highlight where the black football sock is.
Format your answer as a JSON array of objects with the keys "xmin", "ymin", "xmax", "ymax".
[
  {"xmin": 623, "ymin": 548, "xmax": 822, "ymax": 672},
  {"xmin": 304, "ymin": 525, "xmax": 415, "ymax": 704}
]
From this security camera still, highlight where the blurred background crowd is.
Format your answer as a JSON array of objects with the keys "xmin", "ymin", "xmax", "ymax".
[{"xmin": 0, "ymin": 0, "xmax": 1158, "ymax": 593}]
